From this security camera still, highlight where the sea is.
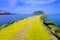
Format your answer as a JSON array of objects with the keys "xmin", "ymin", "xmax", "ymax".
[
  {"xmin": 0, "ymin": 14, "xmax": 60, "ymax": 28},
  {"xmin": 46, "ymin": 14, "xmax": 60, "ymax": 27},
  {"xmin": 0, "ymin": 14, "xmax": 35, "ymax": 26}
]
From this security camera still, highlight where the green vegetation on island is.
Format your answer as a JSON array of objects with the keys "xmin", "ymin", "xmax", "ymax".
[{"xmin": 33, "ymin": 11, "xmax": 45, "ymax": 15}]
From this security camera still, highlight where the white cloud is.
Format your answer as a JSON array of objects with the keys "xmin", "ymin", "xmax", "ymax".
[
  {"xmin": 7, "ymin": 0, "xmax": 56, "ymax": 7},
  {"xmin": 25, "ymin": 0, "xmax": 56, "ymax": 4},
  {"xmin": 8, "ymin": 0, "xmax": 18, "ymax": 7},
  {"xmin": 10, "ymin": 6, "xmax": 41, "ymax": 14},
  {"xmin": 3, "ymin": 0, "xmax": 57, "ymax": 14}
]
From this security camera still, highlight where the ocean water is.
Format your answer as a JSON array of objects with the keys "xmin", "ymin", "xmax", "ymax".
[
  {"xmin": 46, "ymin": 14, "xmax": 60, "ymax": 27},
  {"xmin": 0, "ymin": 14, "xmax": 35, "ymax": 26},
  {"xmin": 0, "ymin": 14, "xmax": 60, "ymax": 28}
]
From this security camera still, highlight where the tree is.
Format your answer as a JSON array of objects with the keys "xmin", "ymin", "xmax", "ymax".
[{"xmin": 33, "ymin": 11, "xmax": 45, "ymax": 15}]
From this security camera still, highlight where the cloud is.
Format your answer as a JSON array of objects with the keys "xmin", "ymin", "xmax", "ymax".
[
  {"xmin": 25, "ymin": 0, "xmax": 56, "ymax": 4},
  {"xmin": 8, "ymin": 0, "xmax": 18, "ymax": 7},
  {"xmin": 0, "ymin": 0, "xmax": 18, "ymax": 7},
  {"xmin": 1, "ymin": 0, "xmax": 56, "ymax": 7},
  {"xmin": 10, "ymin": 6, "xmax": 41, "ymax": 14},
  {"xmin": 0, "ymin": 0, "xmax": 58, "ymax": 14}
]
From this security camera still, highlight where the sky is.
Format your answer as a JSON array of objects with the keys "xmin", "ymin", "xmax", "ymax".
[{"xmin": 0, "ymin": 0, "xmax": 60, "ymax": 14}]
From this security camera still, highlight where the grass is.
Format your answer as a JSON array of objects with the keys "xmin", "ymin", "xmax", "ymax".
[
  {"xmin": 20, "ymin": 16, "xmax": 52, "ymax": 40},
  {"xmin": 0, "ymin": 16, "xmax": 52, "ymax": 40},
  {"xmin": 0, "ymin": 17, "xmax": 31, "ymax": 40}
]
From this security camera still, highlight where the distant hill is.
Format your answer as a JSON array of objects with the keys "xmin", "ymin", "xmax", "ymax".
[{"xmin": 0, "ymin": 10, "xmax": 12, "ymax": 15}]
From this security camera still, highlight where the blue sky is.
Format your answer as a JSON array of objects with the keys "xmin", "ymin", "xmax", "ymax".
[{"xmin": 0, "ymin": 0, "xmax": 60, "ymax": 14}]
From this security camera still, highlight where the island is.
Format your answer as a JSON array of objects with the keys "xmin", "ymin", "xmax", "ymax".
[{"xmin": 0, "ymin": 10, "xmax": 12, "ymax": 15}]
